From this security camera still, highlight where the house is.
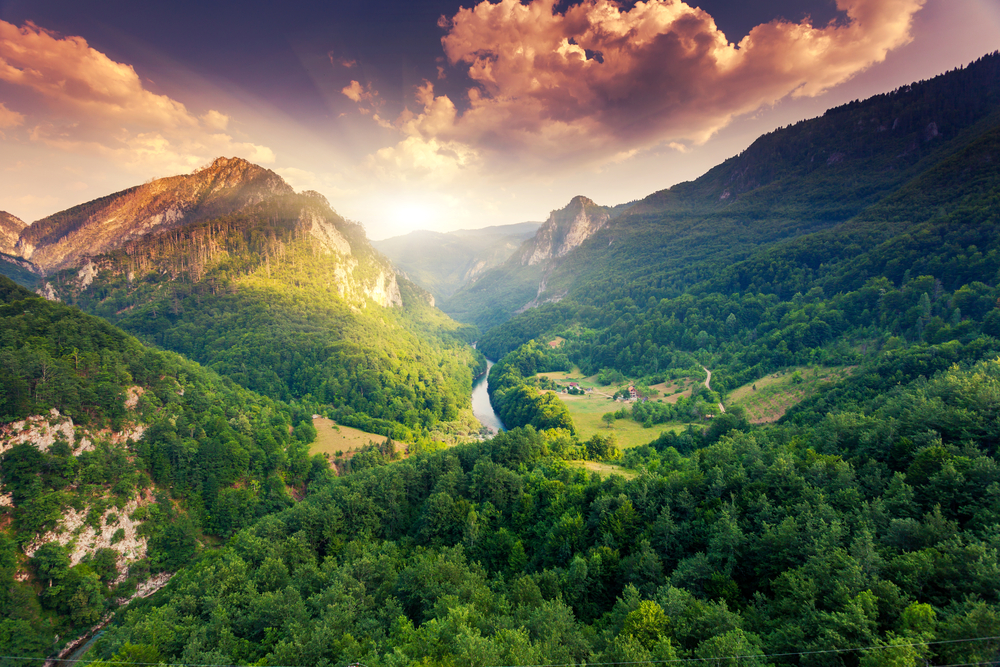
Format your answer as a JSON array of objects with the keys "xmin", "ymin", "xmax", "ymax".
[{"xmin": 628, "ymin": 386, "xmax": 638, "ymax": 400}]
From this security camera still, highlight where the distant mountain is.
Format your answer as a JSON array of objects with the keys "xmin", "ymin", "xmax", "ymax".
[
  {"xmin": 373, "ymin": 221, "xmax": 540, "ymax": 301},
  {"xmin": 0, "ymin": 211, "xmax": 25, "ymax": 255},
  {"xmin": 444, "ymin": 196, "xmax": 613, "ymax": 327},
  {"xmin": 0, "ymin": 250, "xmax": 40, "ymax": 289},
  {"xmin": 456, "ymin": 52, "xmax": 1000, "ymax": 333},
  {"xmin": 16, "ymin": 156, "xmax": 294, "ymax": 272}
]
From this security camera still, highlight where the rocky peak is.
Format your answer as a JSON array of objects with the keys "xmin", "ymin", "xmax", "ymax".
[
  {"xmin": 15, "ymin": 157, "xmax": 296, "ymax": 272},
  {"xmin": 193, "ymin": 156, "xmax": 293, "ymax": 196},
  {"xmin": 0, "ymin": 211, "xmax": 25, "ymax": 255},
  {"xmin": 519, "ymin": 195, "xmax": 610, "ymax": 266}
]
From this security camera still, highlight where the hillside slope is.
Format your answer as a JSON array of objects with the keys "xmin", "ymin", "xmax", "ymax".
[
  {"xmin": 454, "ymin": 53, "xmax": 1000, "ymax": 332},
  {"xmin": 0, "ymin": 276, "xmax": 318, "ymax": 661}
]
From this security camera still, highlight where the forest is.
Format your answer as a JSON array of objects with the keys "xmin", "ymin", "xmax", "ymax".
[
  {"xmin": 84, "ymin": 353, "xmax": 1000, "ymax": 667},
  {"xmin": 0, "ymin": 277, "xmax": 324, "ymax": 656}
]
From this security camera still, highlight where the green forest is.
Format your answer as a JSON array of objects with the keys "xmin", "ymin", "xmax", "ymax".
[{"xmin": 86, "ymin": 353, "xmax": 1000, "ymax": 667}]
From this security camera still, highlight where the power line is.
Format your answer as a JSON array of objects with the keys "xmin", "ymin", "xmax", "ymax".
[{"xmin": 1, "ymin": 634, "xmax": 996, "ymax": 667}]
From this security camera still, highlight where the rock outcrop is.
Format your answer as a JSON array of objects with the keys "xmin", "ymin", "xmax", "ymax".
[
  {"xmin": 518, "ymin": 196, "xmax": 610, "ymax": 266},
  {"xmin": 0, "ymin": 211, "xmax": 25, "ymax": 255}
]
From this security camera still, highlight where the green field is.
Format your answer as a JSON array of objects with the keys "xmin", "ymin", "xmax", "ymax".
[
  {"xmin": 310, "ymin": 417, "xmax": 398, "ymax": 458},
  {"xmin": 547, "ymin": 391, "xmax": 698, "ymax": 449},
  {"xmin": 568, "ymin": 460, "xmax": 638, "ymax": 480},
  {"xmin": 728, "ymin": 366, "xmax": 855, "ymax": 423}
]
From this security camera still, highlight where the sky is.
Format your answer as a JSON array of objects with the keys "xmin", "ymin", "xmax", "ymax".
[{"xmin": 0, "ymin": 0, "xmax": 998, "ymax": 240}]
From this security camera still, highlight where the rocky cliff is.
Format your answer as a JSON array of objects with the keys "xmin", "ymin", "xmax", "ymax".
[
  {"xmin": 517, "ymin": 196, "xmax": 610, "ymax": 266},
  {"xmin": 0, "ymin": 211, "xmax": 25, "ymax": 255},
  {"xmin": 16, "ymin": 157, "xmax": 294, "ymax": 272}
]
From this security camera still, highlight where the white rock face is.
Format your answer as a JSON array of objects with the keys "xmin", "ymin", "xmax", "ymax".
[
  {"xmin": 301, "ymin": 209, "xmax": 352, "ymax": 255},
  {"xmin": 521, "ymin": 196, "xmax": 609, "ymax": 266},
  {"xmin": 23, "ymin": 491, "xmax": 153, "ymax": 580},
  {"xmin": 368, "ymin": 269, "xmax": 403, "ymax": 308},
  {"xmin": 0, "ymin": 407, "xmax": 146, "ymax": 457},
  {"xmin": 77, "ymin": 260, "xmax": 99, "ymax": 288},
  {"xmin": 37, "ymin": 282, "xmax": 59, "ymax": 301}
]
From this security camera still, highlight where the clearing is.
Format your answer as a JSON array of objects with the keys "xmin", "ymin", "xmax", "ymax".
[
  {"xmin": 310, "ymin": 417, "xmax": 397, "ymax": 458},
  {"xmin": 727, "ymin": 366, "xmax": 856, "ymax": 423},
  {"xmin": 568, "ymin": 460, "xmax": 638, "ymax": 480},
  {"xmin": 546, "ymin": 390, "xmax": 699, "ymax": 449}
]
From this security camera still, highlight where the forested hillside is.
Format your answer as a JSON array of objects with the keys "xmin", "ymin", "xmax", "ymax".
[
  {"xmin": 88, "ymin": 352, "xmax": 1000, "ymax": 667},
  {"xmin": 0, "ymin": 277, "xmax": 321, "ymax": 660},
  {"xmin": 455, "ymin": 53, "xmax": 1000, "ymax": 332},
  {"xmin": 41, "ymin": 191, "xmax": 484, "ymax": 442},
  {"xmin": 477, "ymin": 54, "xmax": 1000, "ymax": 398}
]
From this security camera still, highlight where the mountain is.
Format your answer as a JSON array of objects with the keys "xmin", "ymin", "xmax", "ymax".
[
  {"xmin": 0, "ymin": 275, "xmax": 318, "ymax": 659},
  {"xmin": 0, "ymin": 250, "xmax": 41, "ymax": 289},
  {"xmin": 0, "ymin": 211, "xmax": 25, "ymax": 255},
  {"xmin": 475, "ymin": 53, "xmax": 1000, "ymax": 396},
  {"xmin": 373, "ymin": 221, "xmax": 541, "ymax": 301},
  {"xmin": 15, "ymin": 157, "xmax": 294, "ymax": 272},
  {"xmin": 445, "ymin": 196, "xmax": 613, "ymax": 328},
  {"xmin": 455, "ymin": 52, "xmax": 1000, "ymax": 333},
  {"xmin": 11, "ymin": 161, "xmax": 484, "ymax": 441}
]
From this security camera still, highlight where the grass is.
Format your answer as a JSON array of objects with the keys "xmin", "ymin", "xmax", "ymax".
[
  {"xmin": 309, "ymin": 417, "xmax": 396, "ymax": 457},
  {"xmin": 544, "ymin": 390, "xmax": 698, "ymax": 449},
  {"xmin": 568, "ymin": 460, "xmax": 638, "ymax": 480},
  {"xmin": 532, "ymin": 367, "xmax": 705, "ymax": 448},
  {"xmin": 727, "ymin": 365, "xmax": 856, "ymax": 423},
  {"xmin": 647, "ymin": 379, "xmax": 698, "ymax": 403}
]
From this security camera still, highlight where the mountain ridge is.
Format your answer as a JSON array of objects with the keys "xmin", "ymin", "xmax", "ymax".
[
  {"xmin": 449, "ymin": 52, "xmax": 1000, "ymax": 331},
  {"xmin": 15, "ymin": 157, "xmax": 295, "ymax": 272}
]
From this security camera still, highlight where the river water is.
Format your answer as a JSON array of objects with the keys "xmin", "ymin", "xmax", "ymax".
[{"xmin": 472, "ymin": 359, "xmax": 505, "ymax": 433}]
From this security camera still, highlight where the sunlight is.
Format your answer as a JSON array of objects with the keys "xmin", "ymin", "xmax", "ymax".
[{"xmin": 390, "ymin": 200, "xmax": 435, "ymax": 233}]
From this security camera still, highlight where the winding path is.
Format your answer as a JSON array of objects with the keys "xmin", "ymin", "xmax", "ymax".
[{"xmin": 701, "ymin": 366, "xmax": 726, "ymax": 414}]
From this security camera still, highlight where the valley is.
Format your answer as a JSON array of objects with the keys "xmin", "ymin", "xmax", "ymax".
[{"xmin": 1, "ymin": 52, "xmax": 1000, "ymax": 667}]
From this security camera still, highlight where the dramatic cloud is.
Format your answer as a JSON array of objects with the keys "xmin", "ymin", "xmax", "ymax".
[
  {"xmin": 373, "ymin": 0, "xmax": 925, "ymax": 175},
  {"xmin": 0, "ymin": 20, "xmax": 274, "ymax": 174}
]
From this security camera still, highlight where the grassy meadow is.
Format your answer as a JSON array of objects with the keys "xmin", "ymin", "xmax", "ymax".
[
  {"xmin": 727, "ymin": 366, "xmax": 856, "ymax": 423},
  {"xmin": 310, "ymin": 417, "xmax": 398, "ymax": 458}
]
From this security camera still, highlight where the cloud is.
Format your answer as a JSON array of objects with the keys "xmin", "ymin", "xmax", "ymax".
[
  {"xmin": 201, "ymin": 110, "xmax": 230, "ymax": 131},
  {"xmin": 374, "ymin": 0, "xmax": 925, "ymax": 173},
  {"xmin": 329, "ymin": 52, "xmax": 357, "ymax": 68},
  {"xmin": 0, "ymin": 20, "xmax": 275, "ymax": 175},
  {"xmin": 0, "ymin": 102, "xmax": 24, "ymax": 129}
]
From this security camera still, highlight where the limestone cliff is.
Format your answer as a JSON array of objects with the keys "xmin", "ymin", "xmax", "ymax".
[
  {"xmin": 0, "ymin": 211, "xmax": 25, "ymax": 255},
  {"xmin": 517, "ymin": 196, "xmax": 610, "ymax": 266}
]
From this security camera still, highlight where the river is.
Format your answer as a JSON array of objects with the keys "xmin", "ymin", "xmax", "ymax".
[{"xmin": 472, "ymin": 359, "xmax": 505, "ymax": 434}]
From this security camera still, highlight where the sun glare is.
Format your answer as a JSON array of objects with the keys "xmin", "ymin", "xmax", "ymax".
[{"xmin": 391, "ymin": 201, "xmax": 435, "ymax": 233}]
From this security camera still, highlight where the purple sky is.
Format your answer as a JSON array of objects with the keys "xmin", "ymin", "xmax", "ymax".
[{"xmin": 0, "ymin": 0, "xmax": 998, "ymax": 239}]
